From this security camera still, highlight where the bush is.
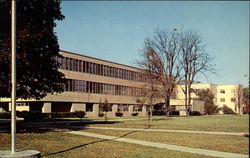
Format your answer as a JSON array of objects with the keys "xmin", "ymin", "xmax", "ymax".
[
  {"xmin": 190, "ymin": 111, "xmax": 201, "ymax": 116},
  {"xmin": 22, "ymin": 111, "xmax": 45, "ymax": 121},
  {"xmin": 53, "ymin": 112, "xmax": 75, "ymax": 118},
  {"xmin": 75, "ymin": 111, "xmax": 86, "ymax": 119},
  {"xmin": 115, "ymin": 112, "xmax": 123, "ymax": 117},
  {"xmin": 152, "ymin": 110, "xmax": 165, "ymax": 116},
  {"xmin": 131, "ymin": 112, "xmax": 139, "ymax": 116},
  {"xmin": 0, "ymin": 112, "xmax": 11, "ymax": 119},
  {"xmin": 18, "ymin": 111, "xmax": 87, "ymax": 121},
  {"xmin": 98, "ymin": 112, "xmax": 104, "ymax": 117},
  {"xmin": 171, "ymin": 111, "xmax": 180, "ymax": 116},
  {"xmin": 222, "ymin": 105, "xmax": 235, "ymax": 114}
]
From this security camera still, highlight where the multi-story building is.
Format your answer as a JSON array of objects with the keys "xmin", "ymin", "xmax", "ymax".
[
  {"xmin": 177, "ymin": 84, "xmax": 244, "ymax": 114},
  {"xmin": 0, "ymin": 50, "xmax": 149, "ymax": 117},
  {"xmin": 0, "ymin": 50, "xmax": 206, "ymax": 116}
]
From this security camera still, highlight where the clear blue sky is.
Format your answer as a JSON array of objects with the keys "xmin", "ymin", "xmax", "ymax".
[{"xmin": 55, "ymin": 1, "xmax": 249, "ymax": 87}]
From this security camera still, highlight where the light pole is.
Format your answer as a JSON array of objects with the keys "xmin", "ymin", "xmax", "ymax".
[{"xmin": 11, "ymin": 0, "xmax": 17, "ymax": 153}]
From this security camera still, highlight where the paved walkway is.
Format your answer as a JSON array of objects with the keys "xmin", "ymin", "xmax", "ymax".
[
  {"xmin": 67, "ymin": 131, "xmax": 249, "ymax": 158},
  {"xmin": 85, "ymin": 126, "xmax": 249, "ymax": 136}
]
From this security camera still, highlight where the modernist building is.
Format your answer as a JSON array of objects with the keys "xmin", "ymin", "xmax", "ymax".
[
  {"xmin": 0, "ymin": 50, "xmax": 206, "ymax": 116},
  {"xmin": 177, "ymin": 84, "xmax": 244, "ymax": 114}
]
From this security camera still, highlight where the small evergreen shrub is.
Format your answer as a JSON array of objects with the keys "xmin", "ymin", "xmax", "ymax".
[
  {"xmin": 98, "ymin": 112, "xmax": 104, "ymax": 117},
  {"xmin": 171, "ymin": 111, "xmax": 180, "ymax": 116},
  {"xmin": 222, "ymin": 105, "xmax": 235, "ymax": 114},
  {"xmin": 152, "ymin": 110, "xmax": 165, "ymax": 116},
  {"xmin": 131, "ymin": 112, "xmax": 139, "ymax": 116},
  {"xmin": 190, "ymin": 111, "xmax": 201, "ymax": 116},
  {"xmin": 75, "ymin": 111, "xmax": 86, "ymax": 119},
  {"xmin": 115, "ymin": 112, "xmax": 123, "ymax": 117}
]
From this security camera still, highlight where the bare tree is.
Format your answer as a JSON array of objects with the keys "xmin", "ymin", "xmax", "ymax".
[
  {"xmin": 234, "ymin": 85, "xmax": 243, "ymax": 114},
  {"xmin": 136, "ymin": 76, "xmax": 161, "ymax": 127},
  {"xmin": 179, "ymin": 30, "xmax": 215, "ymax": 116},
  {"xmin": 138, "ymin": 29, "xmax": 182, "ymax": 116}
]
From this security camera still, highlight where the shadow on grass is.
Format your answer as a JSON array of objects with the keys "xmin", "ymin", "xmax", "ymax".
[
  {"xmin": 42, "ymin": 125, "xmax": 151, "ymax": 157},
  {"xmin": 0, "ymin": 119, "xmax": 120, "ymax": 133}
]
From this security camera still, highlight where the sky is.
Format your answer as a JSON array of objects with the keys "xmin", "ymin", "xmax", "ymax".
[{"xmin": 55, "ymin": 1, "xmax": 249, "ymax": 87}]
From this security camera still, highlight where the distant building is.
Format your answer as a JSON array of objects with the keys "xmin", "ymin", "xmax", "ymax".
[
  {"xmin": 5, "ymin": 50, "xmax": 246, "ymax": 116},
  {"xmin": 177, "ymin": 84, "xmax": 244, "ymax": 114}
]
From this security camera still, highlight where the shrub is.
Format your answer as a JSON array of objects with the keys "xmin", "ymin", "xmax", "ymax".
[
  {"xmin": 22, "ymin": 111, "xmax": 45, "ymax": 121},
  {"xmin": 75, "ymin": 111, "xmax": 86, "ymax": 120},
  {"xmin": 19, "ymin": 111, "xmax": 87, "ymax": 121},
  {"xmin": 98, "ymin": 112, "xmax": 104, "ymax": 117},
  {"xmin": 115, "ymin": 112, "xmax": 123, "ymax": 117},
  {"xmin": 0, "ymin": 112, "xmax": 11, "ymax": 119},
  {"xmin": 171, "ymin": 111, "xmax": 180, "ymax": 116},
  {"xmin": 152, "ymin": 110, "xmax": 165, "ymax": 116},
  {"xmin": 190, "ymin": 111, "xmax": 201, "ymax": 116},
  {"xmin": 222, "ymin": 105, "xmax": 235, "ymax": 114},
  {"xmin": 131, "ymin": 112, "xmax": 139, "ymax": 116}
]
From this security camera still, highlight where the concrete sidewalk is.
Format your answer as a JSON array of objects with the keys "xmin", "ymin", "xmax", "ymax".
[
  {"xmin": 85, "ymin": 126, "xmax": 249, "ymax": 136},
  {"xmin": 67, "ymin": 131, "xmax": 249, "ymax": 158}
]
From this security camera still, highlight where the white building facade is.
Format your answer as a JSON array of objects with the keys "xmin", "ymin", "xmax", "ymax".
[{"xmin": 177, "ymin": 84, "xmax": 244, "ymax": 114}]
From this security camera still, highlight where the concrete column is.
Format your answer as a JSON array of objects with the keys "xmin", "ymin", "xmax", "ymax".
[
  {"xmin": 42, "ymin": 102, "xmax": 51, "ymax": 113},
  {"xmin": 112, "ymin": 104, "xmax": 118, "ymax": 116},
  {"xmin": 142, "ymin": 105, "xmax": 147, "ymax": 116},
  {"xmin": 128, "ymin": 105, "xmax": 134, "ymax": 115},
  {"xmin": 70, "ymin": 103, "xmax": 86, "ymax": 112},
  {"xmin": 9, "ymin": 102, "xmax": 11, "ymax": 112},
  {"xmin": 93, "ymin": 104, "xmax": 99, "ymax": 117}
]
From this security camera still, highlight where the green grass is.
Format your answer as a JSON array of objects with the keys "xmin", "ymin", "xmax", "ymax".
[
  {"xmin": 83, "ymin": 129, "xmax": 249, "ymax": 154},
  {"xmin": 0, "ymin": 115, "xmax": 248, "ymax": 157},
  {"xmin": 0, "ymin": 132, "xmax": 214, "ymax": 158},
  {"xmin": 87, "ymin": 115, "xmax": 249, "ymax": 132}
]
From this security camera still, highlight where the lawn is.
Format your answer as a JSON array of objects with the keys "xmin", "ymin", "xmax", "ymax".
[
  {"xmin": 88, "ymin": 115, "xmax": 249, "ymax": 132},
  {"xmin": 0, "ymin": 115, "xmax": 249, "ymax": 157},
  {"xmin": 0, "ymin": 132, "xmax": 214, "ymax": 158}
]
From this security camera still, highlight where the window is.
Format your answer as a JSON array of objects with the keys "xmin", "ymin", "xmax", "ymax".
[
  {"xmin": 97, "ymin": 64, "xmax": 100, "ymax": 75},
  {"xmin": 231, "ymin": 98, "xmax": 236, "ymax": 102},
  {"xmin": 79, "ymin": 60, "xmax": 82, "ymax": 72},
  {"xmin": 220, "ymin": 98, "xmax": 225, "ymax": 102},
  {"xmin": 93, "ymin": 63, "xmax": 97, "ymax": 75},
  {"xmin": 82, "ymin": 61, "xmax": 86, "ymax": 72},
  {"xmin": 66, "ymin": 58, "xmax": 69, "ymax": 70},
  {"xmin": 220, "ymin": 89, "xmax": 225, "ymax": 93},
  {"xmin": 86, "ymin": 103, "xmax": 93, "ymax": 112},
  {"xmin": 86, "ymin": 62, "xmax": 89, "ymax": 73}
]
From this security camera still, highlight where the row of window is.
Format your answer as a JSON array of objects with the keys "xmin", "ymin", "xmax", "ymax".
[
  {"xmin": 220, "ymin": 89, "xmax": 236, "ymax": 94},
  {"xmin": 56, "ymin": 56, "xmax": 147, "ymax": 82},
  {"xmin": 64, "ymin": 79, "xmax": 143, "ymax": 96},
  {"xmin": 220, "ymin": 98, "xmax": 236, "ymax": 102}
]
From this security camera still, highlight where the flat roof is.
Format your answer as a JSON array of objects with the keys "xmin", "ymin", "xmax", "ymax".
[{"xmin": 60, "ymin": 50, "xmax": 144, "ymax": 71}]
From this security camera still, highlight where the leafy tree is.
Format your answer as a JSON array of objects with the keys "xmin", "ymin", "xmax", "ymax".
[
  {"xmin": 221, "ymin": 105, "xmax": 235, "ymax": 115},
  {"xmin": 99, "ymin": 99, "xmax": 111, "ymax": 121},
  {"xmin": 0, "ymin": 0, "xmax": 65, "ymax": 99},
  {"xmin": 243, "ymin": 87, "xmax": 249, "ymax": 99},
  {"xmin": 196, "ymin": 89, "xmax": 219, "ymax": 115}
]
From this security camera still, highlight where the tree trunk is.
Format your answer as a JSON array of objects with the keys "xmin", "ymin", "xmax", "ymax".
[
  {"xmin": 187, "ymin": 83, "xmax": 191, "ymax": 116},
  {"xmin": 165, "ymin": 97, "xmax": 170, "ymax": 116}
]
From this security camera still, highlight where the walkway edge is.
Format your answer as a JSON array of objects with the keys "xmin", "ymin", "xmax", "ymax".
[
  {"xmin": 85, "ymin": 127, "xmax": 249, "ymax": 136},
  {"xmin": 67, "ymin": 131, "xmax": 248, "ymax": 158}
]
